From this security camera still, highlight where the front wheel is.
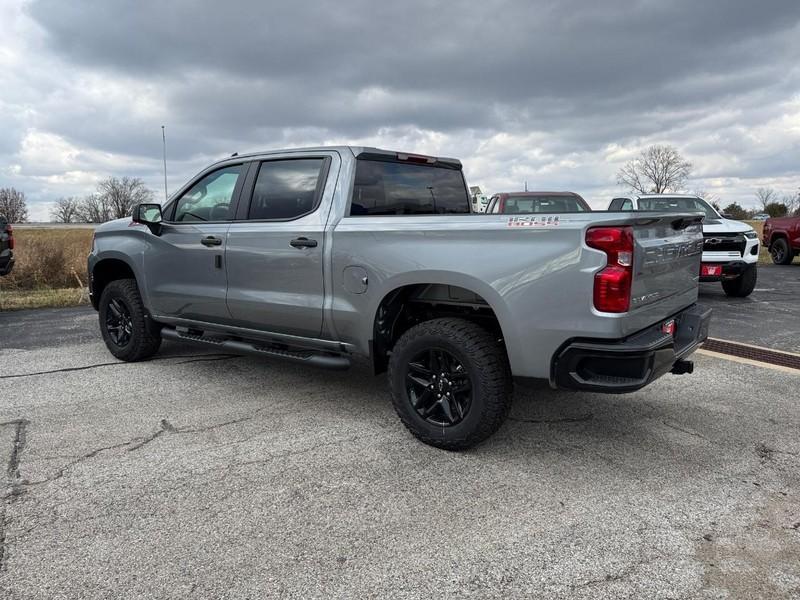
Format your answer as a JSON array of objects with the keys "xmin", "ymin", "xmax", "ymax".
[
  {"xmin": 388, "ymin": 318, "xmax": 512, "ymax": 450},
  {"xmin": 99, "ymin": 278, "xmax": 161, "ymax": 361},
  {"xmin": 770, "ymin": 238, "xmax": 794, "ymax": 265},
  {"xmin": 721, "ymin": 265, "xmax": 757, "ymax": 297}
]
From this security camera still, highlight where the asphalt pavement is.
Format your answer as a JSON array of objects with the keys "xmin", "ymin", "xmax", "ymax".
[
  {"xmin": 0, "ymin": 294, "xmax": 799, "ymax": 598},
  {"xmin": 699, "ymin": 263, "xmax": 800, "ymax": 353}
]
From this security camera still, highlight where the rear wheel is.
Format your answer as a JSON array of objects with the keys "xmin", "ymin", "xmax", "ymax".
[
  {"xmin": 388, "ymin": 318, "xmax": 512, "ymax": 450},
  {"xmin": 99, "ymin": 278, "xmax": 161, "ymax": 361},
  {"xmin": 721, "ymin": 265, "xmax": 757, "ymax": 297},
  {"xmin": 770, "ymin": 238, "xmax": 793, "ymax": 265}
]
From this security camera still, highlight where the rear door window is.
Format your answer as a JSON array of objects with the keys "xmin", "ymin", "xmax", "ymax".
[
  {"xmin": 350, "ymin": 159, "xmax": 470, "ymax": 216},
  {"xmin": 247, "ymin": 158, "xmax": 326, "ymax": 220}
]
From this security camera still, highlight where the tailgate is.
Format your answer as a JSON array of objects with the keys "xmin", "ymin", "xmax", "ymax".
[{"xmin": 625, "ymin": 212, "xmax": 704, "ymax": 333}]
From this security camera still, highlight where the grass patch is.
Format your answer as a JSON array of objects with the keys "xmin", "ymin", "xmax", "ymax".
[
  {"xmin": 0, "ymin": 227, "xmax": 93, "ymax": 310},
  {"xmin": 4, "ymin": 227, "xmax": 93, "ymax": 289},
  {"xmin": 0, "ymin": 287, "xmax": 89, "ymax": 311}
]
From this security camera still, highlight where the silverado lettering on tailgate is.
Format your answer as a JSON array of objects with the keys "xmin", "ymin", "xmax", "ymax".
[{"xmin": 642, "ymin": 239, "xmax": 703, "ymax": 266}]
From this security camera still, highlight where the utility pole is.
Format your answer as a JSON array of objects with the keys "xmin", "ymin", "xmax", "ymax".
[
  {"xmin": 524, "ymin": 180, "xmax": 528, "ymax": 192},
  {"xmin": 161, "ymin": 125, "xmax": 168, "ymax": 203}
]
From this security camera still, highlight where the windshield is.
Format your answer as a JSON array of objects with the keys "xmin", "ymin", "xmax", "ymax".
[
  {"xmin": 499, "ymin": 195, "xmax": 588, "ymax": 214},
  {"xmin": 637, "ymin": 197, "xmax": 718, "ymax": 219}
]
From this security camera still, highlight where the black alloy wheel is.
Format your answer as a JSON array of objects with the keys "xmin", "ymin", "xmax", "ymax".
[
  {"xmin": 105, "ymin": 297, "xmax": 134, "ymax": 347},
  {"xmin": 388, "ymin": 318, "xmax": 512, "ymax": 450},
  {"xmin": 98, "ymin": 278, "xmax": 161, "ymax": 361},
  {"xmin": 406, "ymin": 347, "xmax": 472, "ymax": 426},
  {"xmin": 770, "ymin": 238, "xmax": 793, "ymax": 265}
]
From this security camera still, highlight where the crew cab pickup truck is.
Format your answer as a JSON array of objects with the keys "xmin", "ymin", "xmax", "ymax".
[
  {"xmin": 608, "ymin": 195, "xmax": 760, "ymax": 297},
  {"xmin": 88, "ymin": 147, "xmax": 710, "ymax": 449},
  {"xmin": 0, "ymin": 215, "xmax": 15, "ymax": 276},
  {"xmin": 762, "ymin": 215, "xmax": 800, "ymax": 265}
]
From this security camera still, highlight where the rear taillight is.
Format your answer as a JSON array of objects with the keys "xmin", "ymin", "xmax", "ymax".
[
  {"xmin": 586, "ymin": 226, "xmax": 634, "ymax": 313},
  {"xmin": 6, "ymin": 224, "xmax": 13, "ymax": 250}
]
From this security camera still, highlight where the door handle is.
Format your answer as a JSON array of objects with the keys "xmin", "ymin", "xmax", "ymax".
[
  {"xmin": 290, "ymin": 237, "xmax": 318, "ymax": 248},
  {"xmin": 201, "ymin": 236, "xmax": 222, "ymax": 247}
]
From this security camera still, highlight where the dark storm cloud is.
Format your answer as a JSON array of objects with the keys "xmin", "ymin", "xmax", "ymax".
[{"xmin": 27, "ymin": 0, "xmax": 800, "ymax": 152}]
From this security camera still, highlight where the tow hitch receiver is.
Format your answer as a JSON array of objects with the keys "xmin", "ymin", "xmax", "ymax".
[{"xmin": 671, "ymin": 359, "xmax": 694, "ymax": 375}]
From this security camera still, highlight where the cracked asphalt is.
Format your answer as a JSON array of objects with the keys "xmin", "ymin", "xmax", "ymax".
[{"xmin": 1, "ymin": 307, "xmax": 799, "ymax": 598}]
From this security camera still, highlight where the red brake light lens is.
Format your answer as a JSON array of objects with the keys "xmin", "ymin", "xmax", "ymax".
[
  {"xmin": 6, "ymin": 224, "xmax": 13, "ymax": 250},
  {"xmin": 586, "ymin": 226, "xmax": 634, "ymax": 313},
  {"xmin": 396, "ymin": 153, "xmax": 436, "ymax": 164}
]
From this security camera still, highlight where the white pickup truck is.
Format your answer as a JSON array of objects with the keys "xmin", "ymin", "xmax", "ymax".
[{"xmin": 608, "ymin": 194, "xmax": 760, "ymax": 297}]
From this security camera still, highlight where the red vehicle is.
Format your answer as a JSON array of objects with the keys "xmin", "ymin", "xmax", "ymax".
[
  {"xmin": 485, "ymin": 192, "xmax": 591, "ymax": 214},
  {"xmin": 763, "ymin": 216, "xmax": 800, "ymax": 265}
]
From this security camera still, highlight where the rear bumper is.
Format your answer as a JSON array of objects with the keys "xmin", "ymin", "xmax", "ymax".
[
  {"xmin": 699, "ymin": 260, "xmax": 754, "ymax": 282},
  {"xmin": 552, "ymin": 303, "xmax": 711, "ymax": 393}
]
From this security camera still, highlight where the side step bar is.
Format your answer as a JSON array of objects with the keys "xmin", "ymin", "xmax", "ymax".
[{"xmin": 160, "ymin": 327, "xmax": 352, "ymax": 371}]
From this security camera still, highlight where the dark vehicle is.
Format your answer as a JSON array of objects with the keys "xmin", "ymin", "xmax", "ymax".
[
  {"xmin": 485, "ymin": 192, "xmax": 591, "ymax": 214},
  {"xmin": 762, "ymin": 215, "xmax": 800, "ymax": 265},
  {"xmin": 0, "ymin": 216, "xmax": 15, "ymax": 276}
]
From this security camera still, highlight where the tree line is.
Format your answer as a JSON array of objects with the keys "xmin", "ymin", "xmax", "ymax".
[{"xmin": 0, "ymin": 177, "xmax": 155, "ymax": 224}]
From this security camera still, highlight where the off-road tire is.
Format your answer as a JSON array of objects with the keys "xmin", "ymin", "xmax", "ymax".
[
  {"xmin": 721, "ymin": 265, "xmax": 757, "ymax": 297},
  {"xmin": 388, "ymin": 318, "xmax": 512, "ymax": 450},
  {"xmin": 99, "ymin": 278, "xmax": 161, "ymax": 361},
  {"xmin": 770, "ymin": 238, "xmax": 794, "ymax": 265}
]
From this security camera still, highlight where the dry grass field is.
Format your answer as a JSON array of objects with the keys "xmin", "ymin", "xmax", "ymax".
[{"xmin": 0, "ymin": 227, "xmax": 93, "ymax": 310}]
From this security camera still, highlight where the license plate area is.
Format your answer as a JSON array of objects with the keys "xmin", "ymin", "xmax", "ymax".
[{"xmin": 701, "ymin": 264, "xmax": 722, "ymax": 277}]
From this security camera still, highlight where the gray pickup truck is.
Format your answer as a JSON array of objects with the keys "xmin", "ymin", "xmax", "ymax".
[{"xmin": 88, "ymin": 146, "xmax": 710, "ymax": 449}]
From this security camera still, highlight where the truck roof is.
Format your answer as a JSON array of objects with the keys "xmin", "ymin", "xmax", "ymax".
[
  {"xmin": 636, "ymin": 194, "xmax": 702, "ymax": 200},
  {"xmin": 207, "ymin": 146, "xmax": 462, "ymax": 169}
]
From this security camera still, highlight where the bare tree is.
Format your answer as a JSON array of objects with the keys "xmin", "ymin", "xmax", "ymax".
[
  {"xmin": 77, "ymin": 194, "xmax": 111, "ymax": 223},
  {"xmin": 782, "ymin": 190, "xmax": 800, "ymax": 216},
  {"xmin": 51, "ymin": 197, "xmax": 82, "ymax": 223},
  {"xmin": 617, "ymin": 145, "xmax": 692, "ymax": 194},
  {"xmin": 755, "ymin": 187, "xmax": 777, "ymax": 210},
  {"xmin": 98, "ymin": 177, "xmax": 155, "ymax": 220},
  {"xmin": 0, "ymin": 187, "xmax": 29, "ymax": 223}
]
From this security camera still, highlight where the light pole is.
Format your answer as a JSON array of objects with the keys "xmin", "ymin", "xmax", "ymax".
[{"xmin": 161, "ymin": 125, "xmax": 168, "ymax": 203}]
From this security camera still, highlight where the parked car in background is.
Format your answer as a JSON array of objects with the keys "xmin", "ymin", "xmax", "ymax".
[
  {"xmin": 0, "ymin": 215, "xmax": 15, "ymax": 276},
  {"xmin": 485, "ymin": 191, "xmax": 591, "ymax": 214},
  {"xmin": 762, "ymin": 215, "xmax": 800, "ymax": 265},
  {"xmin": 751, "ymin": 213, "xmax": 770, "ymax": 221},
  {"xmin": 87, "ymin": 146, "xmax": 709, "ymax": 450},
  {"xmin": 608, "ymin": 195, "xmax": 759, "ymax": 297}
]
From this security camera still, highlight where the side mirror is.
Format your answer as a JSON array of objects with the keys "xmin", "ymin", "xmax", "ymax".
[{"xmin": 132, "ymin": 203, "xmax": 163, "ymax": 234}]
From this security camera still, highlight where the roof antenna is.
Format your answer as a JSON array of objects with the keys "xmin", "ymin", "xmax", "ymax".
[
  {"xmin": 524, "ymin": 180, "xmax": 528, "ymax": 192},
  {"xmin": 231, "ymin": 152, "xmax": 239, "ymax": 157},
  {"xmin": 161, "ymin": 125, "xmax": 168, "ymax": 203}
]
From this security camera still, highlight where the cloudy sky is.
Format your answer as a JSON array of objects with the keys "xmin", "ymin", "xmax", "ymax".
[{"xmin": 1, "ymin": 0, "xmax": 799, "ymax": 220}]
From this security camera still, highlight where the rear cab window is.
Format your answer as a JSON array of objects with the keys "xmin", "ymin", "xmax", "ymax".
[
  {"xmin": 349, "ymin": 157, "xmax": 470, "ymax": 216},
  {"xmin": 497, "ymin": 194, "xmax": 589, "ymax": 214}
]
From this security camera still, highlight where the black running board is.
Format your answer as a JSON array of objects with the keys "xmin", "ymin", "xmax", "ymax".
[{"xmin": 161, "ymin": 327, "xmax": 352, "ymax": 370}]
